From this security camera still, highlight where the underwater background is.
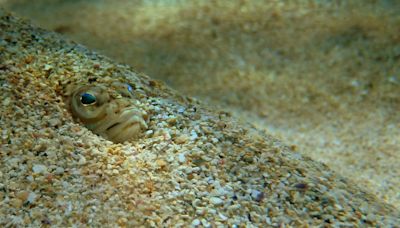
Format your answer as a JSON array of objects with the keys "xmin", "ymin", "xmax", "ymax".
[{"xmin": 1, "ymin": 0, "xmax": 399, "ymax": 215}]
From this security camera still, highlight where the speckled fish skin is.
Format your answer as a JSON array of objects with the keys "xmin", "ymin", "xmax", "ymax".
[{"xmin": 64, "ymin": 82, "xmax": 148, "ymax": 143}]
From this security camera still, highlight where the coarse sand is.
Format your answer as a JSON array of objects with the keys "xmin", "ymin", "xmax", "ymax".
[
  {"xmin": 0, "ymin": 1, "xmax": 399, "ymax": 227},
  {"xmin": 1, "ymin": 0, "xmax": 398, "ymax": 209}
]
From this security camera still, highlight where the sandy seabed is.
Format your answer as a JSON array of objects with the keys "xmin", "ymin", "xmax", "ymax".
[{"xmin": 0, "ymin": 0, "xmax": 399, "ymax": 226}]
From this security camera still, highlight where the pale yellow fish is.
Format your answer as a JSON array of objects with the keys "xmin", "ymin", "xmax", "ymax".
[{"xmin": 63, "ymin": 81, "xmax": 148, "ymax": 143}]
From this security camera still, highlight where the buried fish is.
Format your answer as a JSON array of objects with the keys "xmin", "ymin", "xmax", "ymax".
[{"xmin": 63, "ymin": 81, "xmax": 149, "ymax": 143}]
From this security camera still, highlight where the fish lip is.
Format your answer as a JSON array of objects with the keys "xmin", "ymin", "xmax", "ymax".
[{"xmin": 104, "ymin": 105, "xmax": 148, "ymax": 138}]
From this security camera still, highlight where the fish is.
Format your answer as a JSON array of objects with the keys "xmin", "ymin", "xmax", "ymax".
[{"xmin": 63, "ymin": 81, "xmax": 148, "ymax": 143}]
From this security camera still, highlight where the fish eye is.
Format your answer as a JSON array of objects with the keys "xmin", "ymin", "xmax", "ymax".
[
  {"xmin": 80, "ymin": 92, "xmax": 97, "ymax": 106},
  {"xmin": 127, "ymin": 84, "xmax": 133, "ymax": 93}
]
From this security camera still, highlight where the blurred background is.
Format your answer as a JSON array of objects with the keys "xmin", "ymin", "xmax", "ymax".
[{"xmin": 1, "ymin": 0, "xmax": 399, "ymax": 208}]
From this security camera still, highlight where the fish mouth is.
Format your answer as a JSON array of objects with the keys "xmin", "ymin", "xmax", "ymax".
[{"xmin": 86, "ymin": 105, "xmax": 148, "ymax": 143}]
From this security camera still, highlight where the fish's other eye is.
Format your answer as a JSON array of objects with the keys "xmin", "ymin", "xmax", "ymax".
[
  {"xmin": 127, "ymin": 84, "xmax": 133, "ymax": 93},
  {"xmin": 80, "ymin": 92, "xmax": 97, "ymax": 105}
]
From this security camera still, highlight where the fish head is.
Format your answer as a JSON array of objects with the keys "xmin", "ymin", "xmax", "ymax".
[{"xmin": 64, "ymin": 81, "xmax": 148, "ymax": 143}]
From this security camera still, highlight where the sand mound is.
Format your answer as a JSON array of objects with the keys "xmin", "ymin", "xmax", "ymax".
[
  {"xmin": 0, "ymin": 10, "xmax": 399, "ymax": 226},
  {"xmin": 2, "ymin": 0, "xmax": 398, "ymax": 208}
]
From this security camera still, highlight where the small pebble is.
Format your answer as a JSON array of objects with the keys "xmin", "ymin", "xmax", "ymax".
[
  {"xmin": 175, "ymin": 135, "xmax": 188, "ymax": 144},
  {"xmin": 78, "ymin": 155, "xmax": 87, "ymax": 165},
  {"xmin": 27, "ymin": 192, "xmax": 36, "ymax": 204},
  {"xmin": 191, "ymin": 219, "xmax": 201, "ymax": 226},
  {"xmin": 201, "ymin": 219, "xmax": 211, "ymax": 227},
  {"xmin": 178, "ymin": 153, "xmax": 186, "ymax": 163},
  {"xmin": 32, "ymin": 164, "xmax": 47, "ymax": 174},
  {"xmin": 11, "ymin": 198, "xmax": 23, "ymax": 208},
  {"xmin": 2, "ymin": 97, "xmax": 10, "ymax": 106},
  {"xmin": 155, "ymin": 159, "xmax": 167, "ymax": 168},
  {"xmin": 218, "ymin": 213, "xmax": 228, "ymax": 221},
  {"xmin": 210, "ymin": 197, "xmax": 224, "ymax": 205},
  {"xmin": 48, "ymin": 118, "xmax": 61, "ymax": 127},
  {"xmin": 251, "ymin": 190, "xmax": 264, "ymax": 202},
  {"xmin": 54, "ymin": 167, "xmax": 65, "ymax": 175},
  {"xmin": 177, "ymin": 107, "xmax": 185, "ymax": 113},
  {"xmin": 43, "ymin": 64, "xmax": 53, "ymax": 71},
  {"xmin": 190, "ymin": 130, "xmax": 198, "ymax": 140},
  {"xmin": 26, "ymin": 176, "xmax": 34, "ymax": 182},
  {"xmin": 16, "ymin": 191, "xmax": 29, "ymax": 201}
]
